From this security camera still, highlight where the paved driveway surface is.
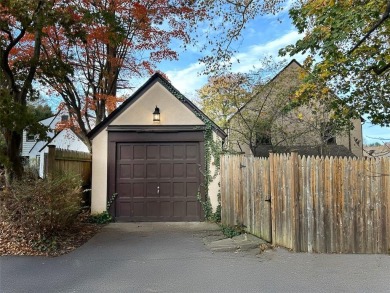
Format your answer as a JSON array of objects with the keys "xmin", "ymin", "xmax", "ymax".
[{"xmin": 1, "ymin": 222, "xmax": 390, "ymax": 293}]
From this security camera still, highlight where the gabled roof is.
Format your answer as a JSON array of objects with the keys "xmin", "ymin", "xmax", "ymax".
[
  {"xmin": 37, "ymin": 130, "xmax": 63, "ymax": 152},
  {"xmin": 39, "ymin": 108, "xmax": 64, "ymax": 128},
  {"xmin": 37, "ymin": 128, "xmax": 87, "ymax": 152},
  {"xmin": 87, "ymin": 72, "xmax": 227, "ymax": 139},
  {"xmin": 255, "ymin": 144, "xmax": 357, "ymax": 158},
  {"xmin": 227, "ymin": 59, "xmax": 303, "ymax": 123}
]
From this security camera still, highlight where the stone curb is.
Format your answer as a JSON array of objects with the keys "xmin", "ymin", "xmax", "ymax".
[{"xmin": 206, "ymin": 233, "xmax": 269, "ymax": 252}]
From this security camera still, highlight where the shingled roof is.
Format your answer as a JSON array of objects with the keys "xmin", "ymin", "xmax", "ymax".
[{"xmin": 255, "ymin": 144, "xmax": 357, "ymax": 158}]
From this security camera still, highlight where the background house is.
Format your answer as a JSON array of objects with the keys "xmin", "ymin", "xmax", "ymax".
[
  {"xmin": 22, "ymin": 111, "xmax": 89, "ymax": 177},
  {"xmin": 88, "ymin": 73, "xmax": 226, "ymax": 222},
  {"xmin": 364, "ymin": 144, "xmax": 390, "ymax": 158},
  {"xmin": 227, "ymin": 60, "xmax": 363, "ymax": 157}
]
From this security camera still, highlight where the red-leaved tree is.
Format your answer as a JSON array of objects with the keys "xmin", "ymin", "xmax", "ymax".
[{"xmin": 38, "ymin": 0, "xmax": 205, "ymax": 150}]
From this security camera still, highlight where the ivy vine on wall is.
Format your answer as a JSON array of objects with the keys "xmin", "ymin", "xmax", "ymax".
[{"xmin": 196, "ymin": 119, "xmax": 223, "ymax": 222}]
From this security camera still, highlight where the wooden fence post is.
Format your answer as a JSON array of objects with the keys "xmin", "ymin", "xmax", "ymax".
[
  {"xmin": 47, "ymin": 145, "xmax": 56, "ymax": 178},
  {"xmin": 385, "ymin": 158, "xmax": 390, "ymax": 254},
  {"xmin": 269, "ymin": 151, "xmax": 276, "ymax": 244},
  {"xmin": 290, "ymin": 151, "xmax": 299, "ymax": 251}
]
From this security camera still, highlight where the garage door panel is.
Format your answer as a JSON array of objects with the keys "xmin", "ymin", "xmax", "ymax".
[
  {"xmin": 147, "ymin": 202, "xmax": 159, "ymax": 217},
  {"xmin": 173, "ymin": 163, "xmax": 185, "ymax": 177},
  {"xmin": 173, "ymin": 145, "xmax": 185, "ymax": 159},
  {"xmin": 133, "ymin": 145, "xmax": 146, "ymax": 160},
  {"xmin": 159, "ymin": 182, "xmax": 171, "ymax": 197},
  {"xmin": 160, "ymin": 202, "xmax": 172, "ymax": 216},
  {"xmin": 173, "ymin": 182, "xmax": 184, "ymax": 197},
  {"xmin": 117, "ymin": 183, "xmax": 132, "ymax": 197},
  {"xmin": 186, "ymin": 201, "xmax": 198, "ymax": 217},
  {"xmin": 147, "ymin": 145, "xmax": 159, "ymax": 159},
  {"xmin": 186, "ymin": 145, "xmax": 198, "ymax": 159},
  {"xmin": 133, "ymin": 202, "xmax": 145, "ymax": 217},
  {"xmin": 119, "ymin": 145, "xmax": 133, "ymax": 160},
  {"xmin": 173, "ymin": 202, "xmax": 185, "ymax": 217},
  {"xmin": 186, "ymin": 182, "xmax": 198, "ymax": 197},
  {"xmin": 118, "ymin": 164, "xmax": 131, "ymax": 179},
  {"xmin": 160, "ymin": 145, "xmax": 173, "ymax": 159},
  {"xmin": 117, "ymin": 201, "xmax": 132, "ymax": 217},
  {"xmin": 146, "ymin": 163, "xmax": 158, "ymax": 178},
  {"xmin": 133, "ymin": 164, "xmax": 145, "ymax": 178},
  {"xmin": 146, "ymin": 182, "xmax": 158, "ymax": 197},
  {"xmin": 160, "ymin": 163, "xmax": 172, "ymax": 178},
  {"xmin": 186, "ymin": 163, "xmax": 198, "ymax": 178},
  {"xmin": 133, "ymin": 183, "xmax": 144, "ymax": 197}
]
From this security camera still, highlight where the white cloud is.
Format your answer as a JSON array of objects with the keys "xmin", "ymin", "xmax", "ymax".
[
  {"xmin": 165, "ymin": 62, "xmax": 207, "ymax": 96},
  {"xmin": 231, "ymin": 30, "xmax": 302, "ymax": 73},
  {"xmin": 161, "ymin": 29, "xmax": 303, "ymax": 97},
  {"xmin": 263, "ymin": 0, "xmax": 295, "ymax": 19}
]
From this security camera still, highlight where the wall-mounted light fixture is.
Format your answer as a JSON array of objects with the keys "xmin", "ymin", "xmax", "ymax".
[{"xmin": 153, "ymin": 106, "xmax": 160, "ymax": 123}]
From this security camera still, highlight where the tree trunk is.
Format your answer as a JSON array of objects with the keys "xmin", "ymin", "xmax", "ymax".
[{"xmin": 3, "ymin": 129, "xmax": 23, "ymax": 185}]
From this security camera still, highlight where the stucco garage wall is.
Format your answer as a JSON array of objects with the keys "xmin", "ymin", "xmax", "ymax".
[
  {"xmin": 91, "ymin": 129, "xmax": 108, "ymax": 213},
  {"xmin": 90, "ymin": 80, "xmax": 224, "ymax": 215},
  {"xmin": 111, "ymin": 83, "xmax": 204, "ymax": 126},
  {"xmin": 208, "ymin": 132, "xmax": 223, "ymax": 211}
]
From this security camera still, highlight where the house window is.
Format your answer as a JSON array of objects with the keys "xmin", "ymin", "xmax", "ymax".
[
  {"xmin": 322, "ymin": 122, "xmax": 336, "ymax": 145},
  {"xmin": 256, "ymin": 131, "xmax": 271, "ymax": 145},
  {"xmin": 26, "ymin": 132, "xmax": 35, "ymax": 142},
  {"xmin": 61, "ymin": 115, "xmax": 68, "ymax": 121}
]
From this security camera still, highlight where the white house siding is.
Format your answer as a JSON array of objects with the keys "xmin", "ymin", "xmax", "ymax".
[
  {"xmin": 37, "ymin": 129, "xmax": 89, "ymax": 178},
  {"xmin": 22, "ymin": 115, "xmax": 59, "ymax": 159},
  {"xmin": 21, "ymin": 131, "xmax": 37, "ymax": 157}
]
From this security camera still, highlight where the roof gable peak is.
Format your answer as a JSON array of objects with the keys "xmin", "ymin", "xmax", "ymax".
[{"xmin": 88, "ymin": 73, "xmax": 226, "ymax": 139}]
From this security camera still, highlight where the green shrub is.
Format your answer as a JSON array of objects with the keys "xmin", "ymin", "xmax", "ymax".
[
  {"xmin": 221, "ymin": 224, "xmax": 244, "ymax": 238},
  {"xmin": 212, "ymin": 204, "xmax": 221, "ymax": 223},
  {"xmin": 0, "ymin": 172, "xmax": 83, "ymax": 238},
  {"xmin": 88, "ymin": 211, "xmax": 112, "ymax": 224}
]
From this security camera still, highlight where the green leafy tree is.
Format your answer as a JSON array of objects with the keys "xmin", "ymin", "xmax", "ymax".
[
  {"xmin": 280, "ymin": 0, "xmax": 390, "ymax": 126},
  {"xmin": 27, "ymin": 103, "xmax": 53, "ymax": 122},
  {"xmin": 0, "ymin": 1, "xmax": 51, "ymax": 184},
  {"xmin": 197, "ymin": 73, "xmax": 250, "ymax": 129}
]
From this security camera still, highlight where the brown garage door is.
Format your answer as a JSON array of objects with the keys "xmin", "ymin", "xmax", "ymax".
[{"xmin": 114, "ymin": 142, "xmax": 202, "ymax": 221}]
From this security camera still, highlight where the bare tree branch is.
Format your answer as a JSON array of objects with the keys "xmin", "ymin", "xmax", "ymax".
[{"xmin": 349, "ymin": 0, "xmax": 390, "ymax": 54}]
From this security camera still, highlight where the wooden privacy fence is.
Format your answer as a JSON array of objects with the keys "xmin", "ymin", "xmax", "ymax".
[
  {"xmin": 45, "ymin": 145, "xmax": 92, "ymax": 186},
  {"xmin": 220, "ymin": 153, "xmax": 390, "ymax": 254},
  {"xmin": 220, "ymin": 155, "xmax": 272, "ymax": 242}
]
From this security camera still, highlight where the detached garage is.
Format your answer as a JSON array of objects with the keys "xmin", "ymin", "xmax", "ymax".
[{"xmin": 88, "ymin": 73, "xmax": 226, "ymax": 221}]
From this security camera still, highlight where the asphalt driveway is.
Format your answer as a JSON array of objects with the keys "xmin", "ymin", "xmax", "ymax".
[{"xmin": 1, "ymin": 222, "xmax": 389, "ymax": 293}]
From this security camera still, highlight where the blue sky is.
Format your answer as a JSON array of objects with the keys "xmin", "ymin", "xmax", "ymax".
[{"xmin": 140, "ymin": 5, "xmax": 389, "ymax": 145}]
